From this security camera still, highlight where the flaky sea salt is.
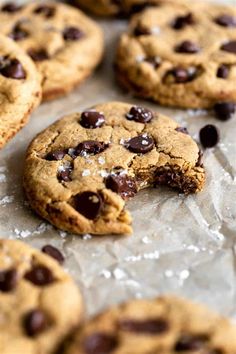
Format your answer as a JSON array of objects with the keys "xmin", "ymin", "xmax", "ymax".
[
  {"xmin": 113, "ymin": 268, "xmax": 126, "ymax": 280},
  {"xmin": 0, "ymin": 195, "xmax": 14, "ymax": 206},
  {"xmin": 82, "ymin": 234, "xmax": 92, "ymax": 240},
  {"xmin": 98, "ymin": 156, "xmax": 105, "ymax": 165},
  {"xmin": 100, "ymin": 269, "xmax": 112, "ymax": 279},
  {"xmin": 151, "ymin": 26, "xmax": 161, "ymax": 35},
  {"xmin": 99, "ymin": 170, "xmax": 109, "ymax": 178},
  {"xmin": 179, "ymin": 269, "xmax": 190, "ymax": 280},
  {"xmin": 82, "ymin": 169, "xmax": 91, "ymax": 177},
  {"xmin": 14, "ymin": 229, "xmax": 31, "ymax": 238}
]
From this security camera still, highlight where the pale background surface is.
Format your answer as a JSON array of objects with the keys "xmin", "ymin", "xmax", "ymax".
[{"xmin": 0, "ymin": 0, "xmax": 236, "ymax": 317}]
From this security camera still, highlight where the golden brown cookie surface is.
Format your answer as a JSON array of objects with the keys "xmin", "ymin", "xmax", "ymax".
[
  {"xmin": 23, "ymin": 102, "xmax": 205, "ymax": 235},
  {"xmin": 115, "ymin": 1, "xmax": 236, "ymax": 108}
]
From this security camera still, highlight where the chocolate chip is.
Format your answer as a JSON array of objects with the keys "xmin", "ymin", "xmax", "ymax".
[
  {"xmin": 214, "ymin": 102, "xmax": 236, "ymax": 121},
  {"xmin": 215, "ymin": 15, "xmax": 236, "ymax": 27},
  {"xmin": 217, "ymin": 64, "xmax": 229, "ymax": 79},
  {"xmin": 172, "ymin": 13, "xmax": 195, "ymax": 30},
  {"xmin": 1, "ymin": 2, "xmax": 22, "ymax": 12},
  {"xmin": 9, "ymin": 24, "xmax": 29, "ymax": 41},
  {"xmin": 0, "ymin": 58, "xmax": 26, "ymax": 79},
  {"xmin": 221, "ymin": 40, "xmax": 236, "ymax": 54},
  {"xmin": 57, "ymin": 163, "xmax": 73, "ymax": 182},
  {"xmin": 84, "ymin": 333, "xmax": 118, "ymax": 354},
  {"xmin": 34, "ymin": 5, "xmax": 55, "ymax": 18},
  {"xmin": 125, "ymin": 135, "xmax": 154, "ymax": 154},
  {"xmin": 24, "ymin": 265, "xmax": 55, "ymax": 286},
  {"xmin": 119, "ymin": 318, "xmax": 169, "ymax": 334},
  {"xmin": 42, "ymin": 245, "xmax": 64, "ymax": 264},
  {"xmin": 144, "ymin": 56, "xmax": 161, "ymax": 69},
  {"xmin": 196, "ymin": 150, "xmax": 204, "ymax": 167},
  {"xmin": 46, "ymin": 150, "xmax": 67, "ymax": 161},
  {"xmin": 74, "ymin": 191, "xmax": 103, "ymax": 220},
  {"xmin": 126, "ymin": 106, "xmax": 153, "ymax": 123},
  {"xmin": 74, "ymin": 141, "xmax": 108, "ymax": 157},
  {"xmin": 175, "ymin": 334, "xmax": 208, "ymax": 351},
  {"xmin": 106, "ymin": 174, "xmax": 137, "ymax": 199},
  {"xmin": 63, "ymin": 27, "xmax": 84, "ymax": 41},
  {"xmin": 28, "ymin": 49, "xmax": 49, "ymax": 62},
  {"xmin": 0, "ymin": 268, "xmax": 18, "ymax": 292},
  {"xmin": 133, "ymin": 23, "xmax": 151, "ymax": 36},
  {"xmin": 164, "ymin": 67, "xmax": 197, "ymax": 84},
  {"xmin": 175, "ymin": 127, "xmax": 189, "ymax": 134},
  {"xmin": 80, "ymin": 111, "xmax": 105, "ymax": 129},
  {"xmin": 24, "ymin": 309, "xmax": 48, "ymax": 337},
  {"xmin": 175, "ymin": 40, "xmax": 200, "ymax": 54},
  {"xmin": 199, "ymin": 124, "xmax": 219, "ymax": 148}
]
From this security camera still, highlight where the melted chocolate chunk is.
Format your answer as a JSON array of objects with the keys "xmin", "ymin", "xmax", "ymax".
[
  {"xmin": 9, "ymin": 23, "xmax": 29, "ymax": 41},
  {"xmin": 1, "ymin": 2, "xmax": 22, "ymax": 12},
  {"xmin": 172, "ymin": 13, "xmax": 195, "ymax": 30},
  {"xmin": 221, "ymin": 40, "xmax": 236, "ymax": 54},
  {"xmin": 125, "ymin": 135, "xmax": 154, "ymax": 154},
  {"xmin": 0, "ymin": 268, "xmax": 18, "ymax": 292},
  {"xmin": 34, "ymin": 5, "xmax": 55, "ymax": 18},
  {"xmin": 63, "ymin": 26, "xmax": 84, "ymax": 41},
  {"xmin": 84, "ymin": 333, "xmax": 118, "ymax": 354},
  {"xmin": 175, "ymin": 40, "xmax": 200, "ymax": 54},
  {"xmin": 133, "ymin": 23, "xmax": 151, "ymax": 36},
  {"xmin": 46, "ymin": 150, "xmax": 67, "ymax": 161},
  {"xmin": 57, "ymin": 163, "xmax": 73, "ymax": 182},
  {"xmin": 215, "ymin": 14, "xmax": 236, "ymax": 27},
  {"xmin": 74, "ymin": 191, "xmax": 103, "ymax": 220},
  {"xmin": 80, "ymin": 111, "xmax": 105, "ymax": 129},
  {"xmin": 126, "ymin": 106, "xmax": 153, "ymax": 123},
  {"xmin": 164, "ymin": 67, "xmax": 197, "ymax": 84},
  {"xmin": 106, "ymin": 174, "xmax": 137, "ymax": 199},
  {"xmin": 0, "ymin": 58, "xmax": 26, "ymax": 79},
  {"xmin": 199, "ymin": 124, "xmax": 219, "ymax": 148},
  {"xmin": 42, "ymin": 245, "xmax": 64, "ymax": 264},
  {"xmin": 217, "ymin": 64, "xmax": 229, "ymax": 79},
  {"xmin": 24, "ymin": 309, "xmax": 48, "ymax": 337},
  {"xmin": 24, "ymin": 265, "xmax": 55, "ymax": 286},
  {"xmin": 214, "ymin": 102, "xmax": 236, "ymax": 121},
  {"xmin": 175, "ymin": 127, "xmax": 189, "ymax": 134},
  {"xmin": 74, "ymin": 141, "xmax": 108, "ymax": 157},
  {"xmin": 175, "ymin": 334, "xmax": 208, "ymax": 351},
  {"xmin": 119, "ymin": 318, "xmax": 169, "ymax": 334},
  {"xmin": 28, "ymin": 49, "xmax": 49, "ymax": 62}
]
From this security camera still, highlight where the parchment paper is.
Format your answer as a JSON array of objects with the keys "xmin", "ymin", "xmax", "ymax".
[{"xmin": 1, "ymin": 0, "xmax": 236, "ymax": 318}]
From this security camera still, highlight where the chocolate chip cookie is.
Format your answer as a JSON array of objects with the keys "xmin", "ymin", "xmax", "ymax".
[
  {"xmin": 23, "ymin": 101, "xmax": 205, "ymax": 235},
  {"xmin": 0, "ymin": 33, "xmax": 41, "ymax": 149},
  {"xmin": 115, "ymin": 1, "xmax": 236, "ymax": 108},
  {"xmin": 63, "ymin": 295, "xmax": 236, "ymax": 354},
  {"xmin": 0, "ymin": 238, "xmax": 83, "ymax": 354},
  {"xmin": 68, "ymin": 0, "xmax": 160, "ymax": 17},
  {"xmin": 0, "ymin": 1, "xmax": 104, "ymax": 101}
]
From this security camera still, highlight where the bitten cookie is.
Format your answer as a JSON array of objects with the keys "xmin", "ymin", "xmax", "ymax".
[
  {"xmin": 68, "ymin": 0, "xmax": 160, "ymax": 17},
  {"xmin": 0, "ymin": 1, "xmax": 104, "ymax": 101},
  {"xmin": 0, "ymin": 33, "xmax": 41, "ymax": 149},
  {"xmin": 23, "ymin": 102, "xmax": 205, "ymax": 235},
  {"xmin": 0, "ymin": 239, "xmax": 83, "ymax": 354},
  {"xmin": 63, "ymin": 296, "xmax": 236, "ymax": 354},
  {"xmin": 115, "ymin": 1, "xmax": 236, "ymax": 108}
]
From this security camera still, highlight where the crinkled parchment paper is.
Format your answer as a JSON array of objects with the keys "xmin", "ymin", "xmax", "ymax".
[{"xmin": 1, "ymin": 0, "xmax": 236, "ymax": 318}]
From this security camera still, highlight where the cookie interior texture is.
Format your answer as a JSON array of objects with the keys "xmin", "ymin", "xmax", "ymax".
[
  {"xmin": 0, "ymin": 1, "xmax": 104, "ymax": 101},
  {"xmin": 115, "ymin": 0, "xmax": 236, "ymax": 108},
  {"xmin": 23, "ymin": 102, "xmax": 205, "ymax": 235},
  {"xmin": 0, "ymin": 239, "xmax": 83, "ymax": 354},
  {"xmin": 63, "ymin": 296, "xmax": 236, "ymax": 354},
  {"xmin": 0, "ymin": 33, "xmax": 41, "ymax": 149},
  {"xmin": 68, "ymin": 0, "xmax": 161, "ymax": 17}
]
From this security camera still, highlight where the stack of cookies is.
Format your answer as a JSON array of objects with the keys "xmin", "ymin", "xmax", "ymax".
[{"xmin": 0, "ymin": 0, "xmax": 236, "ymax": 352}]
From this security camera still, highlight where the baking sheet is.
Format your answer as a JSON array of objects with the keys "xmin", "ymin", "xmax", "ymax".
[{"xmin": 0, "ymin": 0, "xmax": 236, "ymax": 318}]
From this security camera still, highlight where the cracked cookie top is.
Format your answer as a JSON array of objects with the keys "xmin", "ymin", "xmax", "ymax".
[
  {"xmin": 63, "ymin": 296, "xmax": 236, "ymax": 354},
  {"xmin": 23, "ymin": 102, "xmax": 205, "ymax": 236},
  {"xmin": 0, "ymin": 239, "xmax": 83, "ymax": 354},
  {"xmin": 68, "ymin": 0, "xmax": 161, "ymax": 17},
  {"xmin": 0, "ymin": 33, "xmax": 41, "ymax": 149},
  {"xmin": 0, "ymin": 1, "xmax": 104, "ymax": 101},
  {"xmin": 115, "ymin": 0, "xmax": 236, "ymax": 108}
]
